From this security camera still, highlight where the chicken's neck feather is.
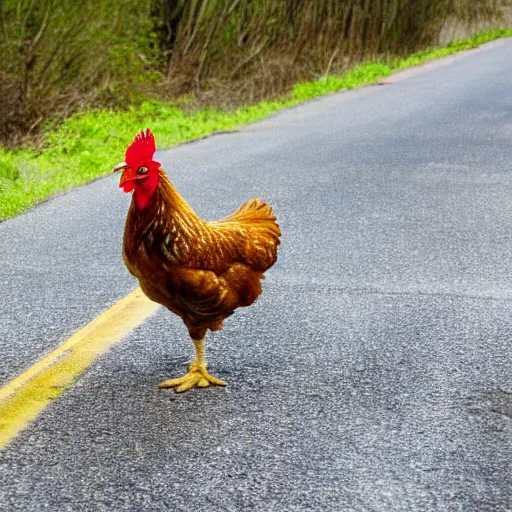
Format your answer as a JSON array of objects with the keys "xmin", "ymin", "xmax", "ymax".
[
  {"xmin": 157, "ymin": 170, "xmax": 205, "ymax": 231},
  {"xmin": 127, "ymin": 169, "xmax": 208, "ymax": 249}
]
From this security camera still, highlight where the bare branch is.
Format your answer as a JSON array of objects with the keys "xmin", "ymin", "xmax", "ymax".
[{"xmin": 229, "ymin": 37, "xmax": 269, "ymax": 79}]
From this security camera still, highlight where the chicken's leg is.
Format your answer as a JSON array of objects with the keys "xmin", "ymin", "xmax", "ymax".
[{"xmin": 158, "ymin": 337, "xmax": 226, "ymax": 392}]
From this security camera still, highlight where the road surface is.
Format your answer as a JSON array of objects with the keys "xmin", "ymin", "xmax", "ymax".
[{"xmin": 1, "ymin": 38, "xmax": 512, "ymax": 511}]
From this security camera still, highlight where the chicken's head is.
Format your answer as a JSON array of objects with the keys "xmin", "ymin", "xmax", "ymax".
[{"xmin": 113, "ymin": 129, "xmax": 161, "ymax": 210}]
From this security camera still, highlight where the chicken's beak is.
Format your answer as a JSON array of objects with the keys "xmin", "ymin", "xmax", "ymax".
[
  {"xmin": 112, "ymin": 162, "xmax": 128, "ymax": 173},
  {"xmin": 113, "ymin": 162, "xmax": 136, "ymax": 191}
]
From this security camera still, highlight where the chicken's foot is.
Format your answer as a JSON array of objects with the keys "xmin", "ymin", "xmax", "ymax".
[{"xmin": 158, "ymin": 337, "xmax": 226, "ymax": 392}]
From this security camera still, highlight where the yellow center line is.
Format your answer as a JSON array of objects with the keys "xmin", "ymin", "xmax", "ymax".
[{"xmin": 0, "ymin": 288, "xmax": 159, "ymax": 449}]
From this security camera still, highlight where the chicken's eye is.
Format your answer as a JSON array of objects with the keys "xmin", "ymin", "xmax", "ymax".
[{"xmin": 137, "ymin": 166, "xmax": 149, "ymax": 175}]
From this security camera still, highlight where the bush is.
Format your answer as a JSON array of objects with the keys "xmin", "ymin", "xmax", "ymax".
[
  {"xmin": 0, "ymin": 0, "xmax": 509, "ymax": 146},
  {"xmin": 0, "ymin": 0, "xmax": 155, "ymax": 145}
]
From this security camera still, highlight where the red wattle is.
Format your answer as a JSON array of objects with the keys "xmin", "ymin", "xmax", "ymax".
[{"xmin": 121, "ymin": 181, "xmax": 136, "ymax": 193}]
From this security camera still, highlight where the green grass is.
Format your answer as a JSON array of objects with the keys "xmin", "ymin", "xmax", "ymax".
[{"xmin": 1, "ymin": 27, "xmax": 511, "ymax": 220}]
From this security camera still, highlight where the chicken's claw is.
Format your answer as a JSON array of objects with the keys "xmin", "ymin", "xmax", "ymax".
[{"xmin": 159, "ymin": 363, "xmax": 226, "ymax": 393}]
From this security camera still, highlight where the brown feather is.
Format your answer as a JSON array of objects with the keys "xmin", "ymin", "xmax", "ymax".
[{"xmin": 122, "ymin": 169, "xmax": 281, "ymax": 338}]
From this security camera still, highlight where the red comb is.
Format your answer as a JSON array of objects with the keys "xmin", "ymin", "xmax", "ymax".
[{"xmin": 125, "ymin": 129, "xmax": 156, "ymax": 168}]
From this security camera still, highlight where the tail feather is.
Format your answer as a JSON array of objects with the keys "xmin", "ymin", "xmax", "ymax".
[
  {"xmin": 225, "ymin": 198, "xmax": 279, "ymax": 230},
  {"xmin": 214, "ymin": 198, "xmax": 281, "ymax": 271}
]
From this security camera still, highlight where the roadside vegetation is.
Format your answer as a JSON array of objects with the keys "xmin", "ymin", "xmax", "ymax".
[{"xmin": 0, "ymin": 0, "xmax": 510, "ymax": 220}]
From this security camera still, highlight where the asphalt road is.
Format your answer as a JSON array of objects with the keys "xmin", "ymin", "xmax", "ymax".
[{"xmin": 1, "ymin": 39, "xmax": 512, "ymax": 511}]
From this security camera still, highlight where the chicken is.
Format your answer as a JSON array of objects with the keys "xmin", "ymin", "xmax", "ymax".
[{"xmin": 113, "ymin": 129, "xmax": 281, "ymax": 392}]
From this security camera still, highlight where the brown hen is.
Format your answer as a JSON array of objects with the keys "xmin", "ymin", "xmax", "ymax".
[{"xmin": 114, "ymin": 129, "xmax": 281, "ymax": 392}]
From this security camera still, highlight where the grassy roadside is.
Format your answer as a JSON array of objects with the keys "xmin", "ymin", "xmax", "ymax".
[{"xmin": 0, "ymin": 28, "xmax": 510, "ymax": 221}]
